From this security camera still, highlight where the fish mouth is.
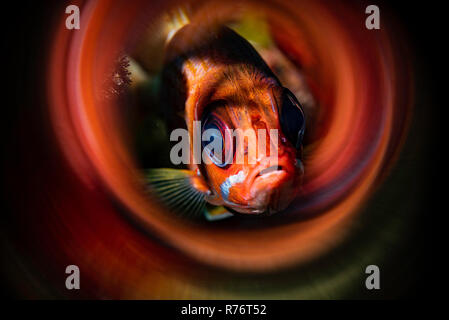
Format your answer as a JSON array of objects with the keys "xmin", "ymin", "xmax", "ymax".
[
  {"xmin": 256, "ymin": 165, "xmax": 284, "ymax": 177},
  {"xmin": 253, "ymin": 166, "xmax": 288, "ymax": 191},
  {"xmin": 219, "ymin": 166, "xmax": 292, "ymax": 215},
  {"xmin": 246, "ymin": 160, "xmax": 298, "ymax": 214},
  {"xmin": 220, "ymin": 165, "xmax": 298, "ymax": 215},
  {"xmin": 251, "ymin": 159, "xmax": 290, "ymax": 186},
  {"xmin": 216, "ymin": 155, "xmax": 302, "ymax": 215}
]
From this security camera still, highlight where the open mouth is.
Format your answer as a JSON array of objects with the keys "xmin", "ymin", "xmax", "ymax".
[{"xmin": 253, "ymin": 165, "xmax": 288, "ymax": 189}]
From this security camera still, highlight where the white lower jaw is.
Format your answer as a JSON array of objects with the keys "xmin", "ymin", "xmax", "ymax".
[{"xmin": 212, "ymin": 169, "xmax": 291, "ymax": 215}]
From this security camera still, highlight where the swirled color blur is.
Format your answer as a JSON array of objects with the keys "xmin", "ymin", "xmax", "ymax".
[{"xmin": 3, "ymin": 0, "xmax": 421, "ymax": 299}]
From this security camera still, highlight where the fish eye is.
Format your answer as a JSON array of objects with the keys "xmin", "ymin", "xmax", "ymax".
[
  {"xmin": 280, "ymin": 88, "xmax": 305, "ymax": 149},
  {"xmin": 201, "ymin": 113, "xmax": 233, "ymax": 168}
]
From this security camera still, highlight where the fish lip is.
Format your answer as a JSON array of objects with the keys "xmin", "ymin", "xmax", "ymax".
[
  {"xmin": 248, "ymin": 156, "xmax": 292, "ymax": 186},
  {"xmin": 245, "ymin": 156, "xmax": 299, "ymax": 214},
  {"xmin": 216, "ymin": 156, "xmax": 300, "ymax": 215},
  {"xmin": 253, "ymin": 169, "xmax": 288, "ymax": 187},
  {"xmin": 257, "ymin": 165, "xmax": 284, "ymax": 176},
  {"xmin": 251, "ymin": 170, "xmax": 288, "ymax": 206},
  {"xmin": 221, "ymin": 168, "xmax": 292, "ymax": 215}
]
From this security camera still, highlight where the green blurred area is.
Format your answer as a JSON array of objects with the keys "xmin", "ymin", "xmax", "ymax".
[{"xmin": 230, "ymin": 13, "xmax": 273, "ymax": 48}]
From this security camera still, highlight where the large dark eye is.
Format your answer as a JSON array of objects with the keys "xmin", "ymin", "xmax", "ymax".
[
  {"xmin": 201, "ymin": 113, "xmax": 233, "ymax": 167},
  {"xmin": 280, "ymin": 88, "xmax": 305, "ymax": 149}
]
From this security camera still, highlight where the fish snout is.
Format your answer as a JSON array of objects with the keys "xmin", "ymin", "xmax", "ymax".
[{"xmin": 246, "ymin": 156, "xmax": 301, "ymax": 214}]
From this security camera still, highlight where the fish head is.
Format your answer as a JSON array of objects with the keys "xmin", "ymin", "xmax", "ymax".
[{"xmin": 193, "ymin": 67, "xmax": 305, "ymax": 214}]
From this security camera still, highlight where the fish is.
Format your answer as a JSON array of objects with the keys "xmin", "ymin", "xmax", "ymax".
[{"xmin": 146, "ymin": 16, "xmax": 305, "ymax": 219}]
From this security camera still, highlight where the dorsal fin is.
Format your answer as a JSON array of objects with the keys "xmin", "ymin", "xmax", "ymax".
[{"xmin": 165, "ymin": 6, "xmax": 190, "ymax": 45}]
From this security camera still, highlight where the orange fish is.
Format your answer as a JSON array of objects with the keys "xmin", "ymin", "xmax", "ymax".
[{"xmin": 147, "ymin": 22, "xmax": 305, "ymax": 219}]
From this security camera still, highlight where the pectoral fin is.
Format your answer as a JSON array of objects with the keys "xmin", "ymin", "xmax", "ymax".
[
  {"xmin": 145, "ymin": 168, "xmax": 234, "ymax": 221},
  {"xmin": 145, "ymin": 168, "xmax": 208, "ymax": 218}
]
